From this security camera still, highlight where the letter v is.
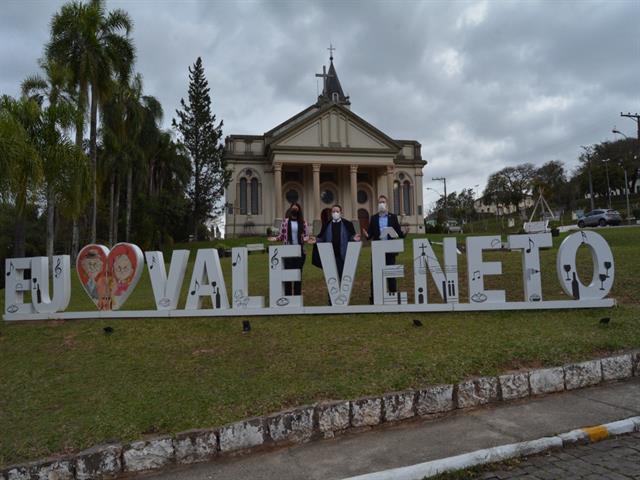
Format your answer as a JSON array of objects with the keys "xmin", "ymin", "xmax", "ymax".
[
  {"xmin": 317, "ymin": 242, "xmax": 362, "ymax": 306},
  {"xmin": 146, "ymin": 250, "xmax": 190, "ymax": 310}
]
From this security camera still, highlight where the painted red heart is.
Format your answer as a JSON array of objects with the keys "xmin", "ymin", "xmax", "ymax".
[{"xmin": 76, "ymin": 243, "xmax": 144, "ymax": 310}]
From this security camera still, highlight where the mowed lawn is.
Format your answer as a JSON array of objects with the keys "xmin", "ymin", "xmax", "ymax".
[{"xmin": 0, "ymin": 228, "xmax": 638, "ymax": 466}]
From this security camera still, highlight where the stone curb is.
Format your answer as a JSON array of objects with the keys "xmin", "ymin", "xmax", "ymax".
[
  {"xmin": 2, "ymin": 351, "xmax": 639, "ymax": 479},
  {"xmin": 342, "ymin": 416, "xmax": 640, "ymax": 480}
]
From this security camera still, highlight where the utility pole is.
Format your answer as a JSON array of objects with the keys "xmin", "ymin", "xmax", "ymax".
[
  {"xmin": 602, "ymin": 158, "xmax": 611, "ymax": 209},
  {"xmin": 613, "ymin": 128, "xmax": 633, "ymax": 222},
  {"xmin": 620, "ymin": 112, "xmax": 640, "ymax": 140},
  {"xmin": 620, "ymin": 113, "xmax": 640, "ymax": 221},
  {"xmin": 580, "ymin": 146, "xmax": 595, "ymax": 211},
  {"xmin": 432, "ymin": 177, "xmax": 447, "ymax": 219}
]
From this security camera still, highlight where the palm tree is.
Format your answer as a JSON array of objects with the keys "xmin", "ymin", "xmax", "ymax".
[
  {"xmin": 46, "ymin": 0, "xmax": 135, "ymax": 243},
  {"xmin": 21, "ymin": 60, "xmax": 82, "ymax": 264},
  {"xmin": 58, "ymin": 149, "xmax": 91, "ymax": 261},
  {"xmin": 0, "ymin": 96, "xmax": 43, "ymax": 257}
]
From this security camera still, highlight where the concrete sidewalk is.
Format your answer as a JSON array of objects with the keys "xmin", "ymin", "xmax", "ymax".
[{"xmin": 143, "ymin": 379, "xmax": 640, "ymax": 480}]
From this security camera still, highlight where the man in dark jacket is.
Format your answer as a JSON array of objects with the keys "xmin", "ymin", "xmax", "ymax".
[
  {"xmin": 315, "ymin": 204, "xmax": 360, "ymax": 279},
  {"xmin": 366, "ymin": 195, "xmax": 406, "ymax": 302}
]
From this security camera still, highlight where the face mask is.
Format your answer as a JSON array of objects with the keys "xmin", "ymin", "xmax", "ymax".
[
  {"xmin": 332, "ymin": 211, "xmax": 341, "ymax": 221},
  {"xmin": 378, "ymin": 202, "xmax": 387, "ymax": 212},
  {"xmin": 290, "ymin": 209, "xmax": 298, "ymax": 218}
]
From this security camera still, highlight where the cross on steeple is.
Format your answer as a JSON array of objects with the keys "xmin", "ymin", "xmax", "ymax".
[
  {"xmin": 315, "ymin": 64, "xmax": 334, "ymax": 94},
  {"xmin": 327, "ymin": 43, "xmax": 336, "ymax": 61}
]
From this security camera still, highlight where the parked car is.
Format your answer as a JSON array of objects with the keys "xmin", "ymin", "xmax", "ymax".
[
  {"xmin": 444, "ymin": 220, "xmax": 463, "ymax": 233},
  {"xmin": 577, "ymin": 209, "xmax": 622, "ymax": 228}
]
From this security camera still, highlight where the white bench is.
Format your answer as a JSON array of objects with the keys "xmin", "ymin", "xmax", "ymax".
[
  {"xmin": 523, "ymin": 220, "xmax": 549, "ymax": 233},
  {"xmin": 246, "ymin": 243, "xmax": 265, "ymax": 252}
]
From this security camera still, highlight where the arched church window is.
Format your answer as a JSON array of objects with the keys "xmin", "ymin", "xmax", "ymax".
[
  {"xmin": 403, "ymin": 180, "xmax": 412, "ymax": 215},
  {"xmin": 332, "ymin": 92, "xmax": 339, "ymax": 102},
  {"xmin": 320, "ymin": 189, "xmax": 335, "ymax": 205},
  {"xmin": 286, "ymin": 188, "xmax": 299, "ymax": 204},
  {"xmin": 239, "ymin": 178, "xmax": 248, "ymax": 214},
  {"xmin": 250, "ymin": 177, "xmax": 259, "ymax": 214},
  {"xmin": 393, "ymin": 181, "xmax": 401, "ymax": 215}
]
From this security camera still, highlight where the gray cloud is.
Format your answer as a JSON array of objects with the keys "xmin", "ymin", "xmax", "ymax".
[{"xmin": 1, "ymin": 0, "xmax": 637, "ymax": 210}]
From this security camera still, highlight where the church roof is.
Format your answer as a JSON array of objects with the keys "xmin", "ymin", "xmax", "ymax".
[{"xmin": 321, "ymin": 59, "xmax": 349, "ymax": 105}]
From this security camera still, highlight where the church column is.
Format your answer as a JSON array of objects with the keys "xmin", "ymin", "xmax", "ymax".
[
  {"xmin": 350, "ymin": 165, "xmax": 358, "ymax": 220},
  {"xmin": 386, "ymin": 165, "xmax": 395, "ymax": 213},
  {"xmin": 312, "ymin": 163, "xmax": 321, "ymax": 220},
  {"xmin": 274, "ymin": 162, "xmax": 283, "ymax": 219},
  {"xmin": 415, "ymin": 168, "xmax": 424, "ymax": 219}
]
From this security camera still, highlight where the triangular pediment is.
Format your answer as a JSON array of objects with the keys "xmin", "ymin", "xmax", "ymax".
[{"xmin": 269, "ymin": 104, "xmax": 400, "ymax": 152}]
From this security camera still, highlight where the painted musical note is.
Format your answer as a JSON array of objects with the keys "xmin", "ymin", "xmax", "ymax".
[
  {"xmin": 232, "ymin": 252, "xmax": 241, "ymax": 267},
  {"xmin": 526, "ymin": 237, "xmax": 534, "ymax": 254},
  {"xmin": 471, "ymin": 270, "xmax": 481, "ymax": 281},
  {"xmin": 54, "ymin": 258, "xmax": 62, "ymax": 278},
  {"xmin": 6, "ymin": 261, "xmax": 14, "ymax": 277},
  {"xmin": 190, "ymin": 279, "xmax": 200, "ymax": 296},
  {"xmin": 270, "ymin": 248, "xmax": 279, "ymax": 269},
  {"xmin": 149, "ymin": 256, "xmax": 158, "ymax": 270}
]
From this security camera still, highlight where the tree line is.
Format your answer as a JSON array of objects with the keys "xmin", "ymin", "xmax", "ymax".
[
  {"xmin": 430, "ymin": 137, "xmax": 639, "ymax": 224},
  {"xmin": 0, "ymin": 0, "xmax": 228, "ymax": 280}
]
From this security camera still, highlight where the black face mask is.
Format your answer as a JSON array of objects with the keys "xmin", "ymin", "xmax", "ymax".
[{"xmin": 290, "ymin": 210, "xmax": 299, "ymax": 219}]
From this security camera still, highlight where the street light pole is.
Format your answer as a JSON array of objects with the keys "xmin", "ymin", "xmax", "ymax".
[
  {"xmin": 602, "ymin": 158, "xmax": 611, "ymax": 209},
  {"xmin": 612, "ymin": 128, "xmax": 632, "ymax": 222},
  {"xmin": 432, "ymin": 177, "xmax": 447, "ymax": 219},
  {"xmin": 580, "ymin": 146, "xmax": 595, "ymax": 211}
]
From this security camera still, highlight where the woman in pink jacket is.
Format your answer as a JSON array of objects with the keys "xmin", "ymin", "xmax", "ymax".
[{"xmin": 268, "ymin": 202, "xmax": 313, "ymax": 295}]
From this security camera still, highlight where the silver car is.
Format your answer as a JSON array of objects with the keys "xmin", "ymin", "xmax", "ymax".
[{"xmin": 577, "ymin": 209, "xmax": 622, "ymax": 228}]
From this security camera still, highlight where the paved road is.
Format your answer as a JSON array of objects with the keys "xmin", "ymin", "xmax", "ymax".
[
  {"xmin": 142, "ymin": 379, "xmax": 640, "ymax": 480},
  {"xmin": 480, "ymin": 432, "xmax": 640, "ymax": 479}
]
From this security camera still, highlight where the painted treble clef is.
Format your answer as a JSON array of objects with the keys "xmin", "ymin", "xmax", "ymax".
[
  {"xmin": 54, "ymin": 258, "xmax": 62, "ymax": 278},
  {"xmin": 270, "ymin": 248, "xmax": 279, "ymax": 269}
]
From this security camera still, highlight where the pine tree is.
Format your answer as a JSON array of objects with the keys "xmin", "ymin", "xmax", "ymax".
[{"xmin": 172, "ymin": 57, "xmax": 230, "ymax": 240}]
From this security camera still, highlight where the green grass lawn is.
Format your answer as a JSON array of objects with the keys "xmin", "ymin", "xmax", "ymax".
[{"xmin": 0, "ymin": 228, "xmax": 638, "ymax": 466}]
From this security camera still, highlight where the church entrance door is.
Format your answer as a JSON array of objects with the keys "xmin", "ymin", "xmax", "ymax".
[{"xmin": 357, "ymin": 208, "xmax": 370, "ymax": 236}]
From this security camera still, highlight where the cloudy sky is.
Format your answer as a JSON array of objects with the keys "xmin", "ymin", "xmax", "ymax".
[{"xmin": 1, "ymin": 0, "xmax": 638, "ymax": 210}]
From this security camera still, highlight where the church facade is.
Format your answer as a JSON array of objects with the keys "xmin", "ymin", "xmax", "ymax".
[{"xmin": 223, "ymin": 56, "xmax": 427, "ymax": 236}]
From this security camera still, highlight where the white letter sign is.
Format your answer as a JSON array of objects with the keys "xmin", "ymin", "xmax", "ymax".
[
  {"xmin": 146, "ymin": 250, "xmax": 189, "ymax": 310},
  {"xmin": 317, "ymin": 241, "xmax": 362, "ymax": 306},
  {"xmin": 231, "ymin": 247, "xmax": 264, "ymax": 309},
  {"xmin": 413, "ymin": 238, "xmax": 459, "ymax": 304},
  {"xmin": 268, "ymin": 245, "xmax": 303, "ymax": 308},
  {"xmin": 185, "ymin": 249, "xmax": 229, "ymax": 310},
  {"xmin": 466, "ymin": 235, "xmax": 506, "ymax": 304},
  {"xmin": 31, "ymin": 256, "xmax": 71, "ymax": 313},
  {"xmin": 556, "ymin": 231, "xmax": 614, "ymax": 300},
  {"xmin": 507, "ymin": 233, "xmax": 552, "ymax": 302},
  {"xmin": 371, "ymin": 239, "xmax": 407, "ymax": 305}
]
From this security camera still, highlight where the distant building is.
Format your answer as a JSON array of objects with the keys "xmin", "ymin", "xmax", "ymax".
[
  {"xmin": 473, "ymin": 195, "xmax": 535, "ymax": 216},
  {"xmin": 223, "ymin": 53, "xmax": 426, "ymax": 236}
]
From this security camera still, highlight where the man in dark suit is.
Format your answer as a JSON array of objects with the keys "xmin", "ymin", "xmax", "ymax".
[
  {"xmin": 315, "ymin": 204, "xmax": 360, "ymax": 279},
  {"xmin": 366, "ymin": 194, "xmax": 406, "ymax": 302}
]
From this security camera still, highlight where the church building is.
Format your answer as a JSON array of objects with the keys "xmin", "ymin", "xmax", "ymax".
[{"xmin": 223, "ymin": 52, "xmax": 427, "ymax": 236}]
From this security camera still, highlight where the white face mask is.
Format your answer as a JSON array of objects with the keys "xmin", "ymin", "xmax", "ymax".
[
  {"xmin": 332, "ymin": 211, "xmax": 341, "ymax": 221},
  {"xmin": 378, "ymin": 202, "xmax": 387, "ymax": 212}
]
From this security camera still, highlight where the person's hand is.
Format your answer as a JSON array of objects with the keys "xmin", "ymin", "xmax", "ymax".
[
  {"xmin": 353, "ymin": 234, "xmax": 361, "ymax": 241},
  {"xmin": 267, "ymin": 236, "xmax": 277, "ymax": 242},
  {"xmin": 306, "ymin": 236, "xmax": 316, "ymax": 244},
  {"xmin": 362, "ymin": 230, "xmax": 370, "ymax": 239}
]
